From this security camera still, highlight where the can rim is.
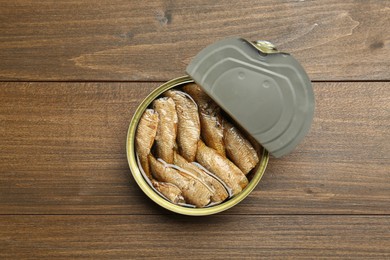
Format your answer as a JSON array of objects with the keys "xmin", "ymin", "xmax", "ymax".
[{"xmin": 126, "ymin": 75, "xmax": 269, "ymax": 216}]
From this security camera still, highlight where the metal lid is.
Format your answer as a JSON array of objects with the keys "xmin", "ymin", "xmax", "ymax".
[{"xmin": 186, "ymin": 37, "xmax": 314, "ymax": 158}]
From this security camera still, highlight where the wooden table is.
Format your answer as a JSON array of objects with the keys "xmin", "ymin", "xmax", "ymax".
[{"xmin": 1, "ymin": 1, "xmax": 389, "ymax": 258}]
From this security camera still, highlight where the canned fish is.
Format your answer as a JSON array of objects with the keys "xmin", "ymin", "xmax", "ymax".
[
  {"xmin": 127, "ymin": 76, "xmax": 269, "ymax": 215},
  {"xmin": 126, "ymin": 38, "xmax": 314, "ymax": 215}
]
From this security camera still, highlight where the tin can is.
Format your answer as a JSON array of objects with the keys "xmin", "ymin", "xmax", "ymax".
[
  {"xmin": 126, "ymin": 75, "xmax": 269, "ymax": 216},
  {"xmin": 126, "ymin": 38, "xmax": 314, "ymax": 216}
]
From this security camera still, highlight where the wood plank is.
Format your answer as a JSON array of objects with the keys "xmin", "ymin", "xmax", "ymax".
[
  {"xmin": 0, "ymin": 0, "xmax": 389, "ymax": 81},
  {"xmin": 0, "ymin": 82, "xmax": 388, "ymax": 214},
  {"xmin": 0, "ymin": 215, "xmax": 389, "ymax": 259}
]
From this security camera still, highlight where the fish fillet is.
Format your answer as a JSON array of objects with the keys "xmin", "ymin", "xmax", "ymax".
[
  {"xmin": 152, "ymin": 180, "xmax": 185, "ymax": 204},
  {"xmin": 196, "ymin": 140, "xmax": 248, "ymax": 195},
  {"xmin": 164, "ymin": 90, "xmax": 200, "ymax": 161},
  {"xmin": 183, "ymin": 84, "xmax": 225, "ymax": 156},
  {"xmin": 223, "ymin": 121, "xmax": 259, "ymax": 174},
  {"xmin": 135, "ymin": 109, "xmax": 159, "ymax": 179},
  {"xmin": 153, "ymin": 97, "xmax": 178, "ymax": 163},
  {"xmin": 173, "ymin": 152, "xmax": 229, "ymax": 203},
  {"xmin": 149, "ymin": 155, "xmax": 211, "ymax": 207}
]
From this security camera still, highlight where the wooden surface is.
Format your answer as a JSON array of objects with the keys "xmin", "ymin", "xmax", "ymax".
[
  {"xmin": 1, "ymin": 216, "xmax": 389, "ymax": 259},
  {"xmin": 1, "ymin": 82, "xmax": 389, "ymax": 215},
  {"xmin": 0, "ymin": 1, "xmax": 389, "ymax": 259},
  {"xmin": 0, "ymin": 0, "xmax": 389, "ymax": 81}
]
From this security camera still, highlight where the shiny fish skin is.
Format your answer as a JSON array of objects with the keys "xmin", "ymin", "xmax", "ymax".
[
  {"xmin": 183, "ymin": 84, "xmax": 225, "ymax": 156},
  {"xmin": 182, "ymin": 83, "xmax": 209, "ymax": 110},
  {"xmin": 149, "ymin": 155, "xmax": 211, "ymax": 207},
  {"xmin": 153, "ymin": 97, "xmax": 178, "ymax": 164},
  {"xmin": 135, "ymin": 109, "xmax": 159, "ymax": 179},
  {"xmin": 164, "ymin": 90, "xmax": 200, "ymax": 162},
  {"xmin": 223, "ymin": 121, "xmax": 260, "ymax": 175},
  {"xmin": 196, "ymin": 141, "xmax": 248, "ymax": 195},
  {"xmin": 152, "ymin": 180, "xmax": 185, "ymax": 204},
  {"xmin": 200, "ymin": 112, "xmax": 225, "ymax": 157},
  {"xmin": 173, "ymin": 152, "xmax": 229, "ymax": 203}
]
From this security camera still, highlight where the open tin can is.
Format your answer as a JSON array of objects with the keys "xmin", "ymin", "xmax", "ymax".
[{"xmin": 126, "ymin": 38, "xmax": 314, "ymax": 216}]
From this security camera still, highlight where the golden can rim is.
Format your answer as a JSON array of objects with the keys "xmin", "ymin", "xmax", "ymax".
[{"xmin": 126, "ymin": 75, "xmax": 269, "ymax": 216}]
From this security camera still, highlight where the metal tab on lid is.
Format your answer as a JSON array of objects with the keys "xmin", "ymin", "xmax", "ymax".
[{"xmin": 186, "ymin": 37, "xmax": 314, "ymax": 158}]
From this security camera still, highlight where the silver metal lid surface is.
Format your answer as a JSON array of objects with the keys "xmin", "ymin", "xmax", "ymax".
[{"xmin": 186, "ymin": 37, "xmax": 314, "ymax": 158}]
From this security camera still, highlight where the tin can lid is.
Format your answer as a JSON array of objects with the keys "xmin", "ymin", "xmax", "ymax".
[{"xmin": 186, "ymin": 38, "xmax": 314, "ymax": 158}]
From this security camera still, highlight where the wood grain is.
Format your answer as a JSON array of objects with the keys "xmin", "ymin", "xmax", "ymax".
[
  {"xmin": 0, "ymin": 0, "xmax": 389, "ymax": 81},
  {"xmin": 0, "ymin": 215, "xmax": 389, "ymax": 259},
  {"xmin": 1, "ymin": 1, "xmax": 389, "ymax": 258},
  {"xmin": 0, "ymin": 82, "xmax": 388, "ymax": 215}
]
